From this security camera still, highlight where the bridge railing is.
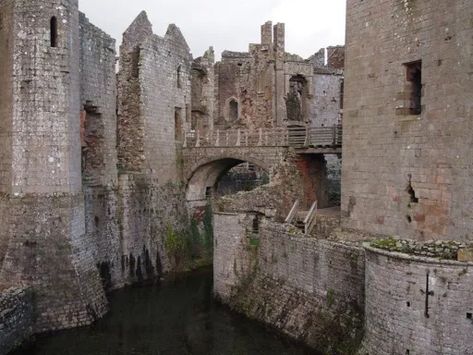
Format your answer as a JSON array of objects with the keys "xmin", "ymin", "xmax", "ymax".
[
  {"xmin": 288, "ymin": 125, "xmax": 343, "ymax": 148},
  {"xmin": 183, "ymin": 128, "xmax": 289, "ymax": 148},
  {"xmin": 183, "ymin": 125, "xmax": 342, "ymax": 149}
]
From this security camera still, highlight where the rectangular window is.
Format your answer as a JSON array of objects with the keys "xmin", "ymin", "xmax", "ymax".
[
  {"xmin": 50, "ymin": 16, "xmax": 58, "ymax": 47},
  {"xmin": 404, "ymin": 61, "xmax": 422, "ymax": 115},
  {"xmin": 174, "ymin": 107, "xmax": 182, "ymax": 142}
]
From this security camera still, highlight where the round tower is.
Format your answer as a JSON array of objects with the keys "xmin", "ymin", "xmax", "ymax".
[
  {"xmin": 11, "ymin": 0, "xmax": 81, "ymax": 194},
  {"xmin": 0, "ymin": 0, "xmax": 107, "ymax": 333}
]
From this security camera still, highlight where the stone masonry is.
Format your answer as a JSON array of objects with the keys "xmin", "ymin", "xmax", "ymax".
[
  {"xmin": 342, "ymin": 0, "xmax": 473, "ymax": 241},
  {"xmin": 1, "ymin": 0, "xmax": 472, "ymax": 354},
  {"xmin": 213, "ymin": 213, "xmax": 365, "ymax": 353},
  {"xmin": 0, "ymin": 287, "xmax": 33, "ymax": 355},
  {"xmin": 363, "ymin": 246, "xmax": 473, "ymax": 355}
]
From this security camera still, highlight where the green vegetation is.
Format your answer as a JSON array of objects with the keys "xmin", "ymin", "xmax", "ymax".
[
  {"xmin": 370, "ymin": 237, "xmax": 462, "ymax": 260},
  {"xmin": 249, "ymin": 236, "xmax": 260, "ymax": 248},
  {"xmin": 326, "ymin": 288, "xmax": 335, "ymax": 307},
  {"xmin": 370, "ymin": 237, "xmax": 413, "ymax": 254},
  {"xmin": 164, "ymin": 205, "xmax": 214, "ymax": 272},
  {"xmin": 164, "ymin": 225, "xmax": 188, "ymax": 271}
]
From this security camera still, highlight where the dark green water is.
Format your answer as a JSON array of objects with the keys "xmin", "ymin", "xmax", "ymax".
[{"xmin": 14, "ymin": 268, "xmax": 317, "ymax": 355}]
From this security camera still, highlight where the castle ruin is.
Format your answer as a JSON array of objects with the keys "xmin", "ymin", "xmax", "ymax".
[{"xmin": 1, "ymin": 0, "xmax": 473, "ymax": 354}]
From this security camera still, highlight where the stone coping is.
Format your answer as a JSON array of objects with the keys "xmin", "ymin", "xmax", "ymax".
[{"xmin": 364, "ymin": 243, "xmax": 473, "ymax": 267}]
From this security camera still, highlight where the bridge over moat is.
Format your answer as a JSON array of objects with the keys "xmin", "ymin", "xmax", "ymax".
[{"xmin": 182, "ymin": 125, "xmax": 342, "ymax": 206}]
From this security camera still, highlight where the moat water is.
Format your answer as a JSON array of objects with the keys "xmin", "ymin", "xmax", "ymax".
[{"xmin": 13, "ymin": 268, "xmax": 318, "ymax": 355}]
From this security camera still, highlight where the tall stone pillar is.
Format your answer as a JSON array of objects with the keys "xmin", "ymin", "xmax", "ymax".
[{"xmin": 273, "ymin": 23, "xmax": 287, "ymax": 126}]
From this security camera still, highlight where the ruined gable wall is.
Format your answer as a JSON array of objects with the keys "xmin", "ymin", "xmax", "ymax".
[
  {"xmin": 117, "ymin": 12, "xmax": 152, "ymax": 173},
  {"xmin": 215, "ymin": 51, "xmax": 275, "ymax": 130},
  {"xmin": 115, "ymin": 18, "xmax": 192, "ymax": 286},
  {"xmin": 342, "ymin": 0, "xmax": 473, "ymax": 240},
  {"xmin": 139, "ymin": 31, "xmax": 192, "ymax": 182}
]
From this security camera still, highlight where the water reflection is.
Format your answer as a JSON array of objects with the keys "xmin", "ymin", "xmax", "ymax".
[{"xmin": 13, "ymin": 268, "xmax": 317, "ymax": 355}]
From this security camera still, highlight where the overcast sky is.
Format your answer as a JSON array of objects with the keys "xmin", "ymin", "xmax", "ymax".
[{"xmin": 79, "ymin": 0, "xmax": 346, "ymax": 59}]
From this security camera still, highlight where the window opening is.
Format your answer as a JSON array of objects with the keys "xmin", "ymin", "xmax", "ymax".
[
  {"xmin": 404, "ymin": 61, "xmax": 422, "ymax": 115},
  {"xmin": 50, "ymin": 16, "xmax": 58, "ymax": 47}
]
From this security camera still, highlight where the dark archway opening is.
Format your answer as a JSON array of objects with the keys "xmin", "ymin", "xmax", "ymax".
[
  {"xmin": 186, "ymin": 158, "xmax": 269, "ymax": 207},
  {"xmin": 215, "ymin": 162, "xmax": 269, "ymax": 198},
  {"xmin": 228, "ymin": 99, "xmax": 239, "ymax": 122}
]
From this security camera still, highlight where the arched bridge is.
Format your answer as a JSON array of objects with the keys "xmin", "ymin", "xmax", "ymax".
[{"xmin": 182, "ymin": 126, "xmax": 342, "ymax": 206}]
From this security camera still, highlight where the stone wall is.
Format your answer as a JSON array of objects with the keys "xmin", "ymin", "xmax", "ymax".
[
  {"xmin": 311, "ymin": 70, "xmax": 343, "ymax": 128},
  {"xmin": 79, "ymin": 12, "xmax": 118, "ymax": 187},
  {"xmin": 114, "ymin": 11, "xmax": 193, "ymax": 285},
  {"xmin": 342, "ymin": 0, "xmax": 473, "ymax": 241},
  {"xmin": 139, "ymin": 25, "xmax": 192, "ymax": 183},
  {"xmin": 78, "ymin": 12, "xmax": 122, "ymax": 290},
  {"xmin": 0, "ymin": 0, "xmax": 13, "ymax": 195},
  {"xmin": 0, "ymin": 194, "xmax": 108, "ymax": 333},
  {"xmin": 117, "ymin": 176, "xmax": 189, "ymax": 280},
  {"xmin": 213, "ymin": 22, "xmax": 344, "ymax": 131},
  {"xmin": 10, "ymin": 0, "xmax": 82, "ymax": 195},
  {"xmin": 0, "ymin": 287, "xmax": 33, "ymax": 355},
  {"xmin": 363, "ymin": 246, "xmax": 473, "ymax": 355},
  {"xmin": 191, "ymin": 48, "xmax": 216, "ymax": 131},
  {"xmin": 214, "ymin": 213, "xmax": 365, "ymax": 353}
]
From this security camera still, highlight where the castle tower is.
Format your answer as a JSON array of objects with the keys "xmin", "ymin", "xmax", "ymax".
[{"xmin": 0, "ymin": 0, "xmax": 107, "ymax": 332}]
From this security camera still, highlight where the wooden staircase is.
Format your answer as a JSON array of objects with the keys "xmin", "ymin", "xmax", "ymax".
[{"xmin": 285, "ymin": 200, "xmax": 318, "ymax": 234}]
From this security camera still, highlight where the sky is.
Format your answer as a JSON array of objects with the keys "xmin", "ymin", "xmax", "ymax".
[{"xmin": 79, "ymin": 0, "xmax": 346, "ymax": 59}]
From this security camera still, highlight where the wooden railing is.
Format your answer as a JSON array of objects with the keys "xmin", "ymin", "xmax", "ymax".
[
  {"xmin": 285, "ymin": 199, "xmax": 318, "ymax": 235},
  {"xmin": 183, "ymin": 125, "xmax": 342, "ymax": 149},
  {"xmin": 304, "ymin": 201, "xmax": 318, "ymax": 235},
  {"xmin": 288, "ymin": 125, "xmax": 342, "ymax": 148},
  {"xmin": 285, "ymin": 200, "xmax": 300, "ymax": 224}
]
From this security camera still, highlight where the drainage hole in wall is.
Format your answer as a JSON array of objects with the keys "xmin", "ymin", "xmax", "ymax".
[{"xmin": 467, "ymin": 312, "xmax": 472, "ymax": 320}]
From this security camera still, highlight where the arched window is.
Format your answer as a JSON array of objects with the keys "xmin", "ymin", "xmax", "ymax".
[
  {"xmin": 229, "ymin": 99, "xmax": 239, "ymax": 121},
  {"xmin": 50, "ymin": 16, "xmax": 58, "ymax": 47},
  {"xmin": 286, "ymin": 75, "xmax": 308, "ymax": 122}
]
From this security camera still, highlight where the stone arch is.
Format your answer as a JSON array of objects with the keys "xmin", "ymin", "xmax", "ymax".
[{"xmin": 186, "ymin": 156, "xmax": 269, "ymax": 205}]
